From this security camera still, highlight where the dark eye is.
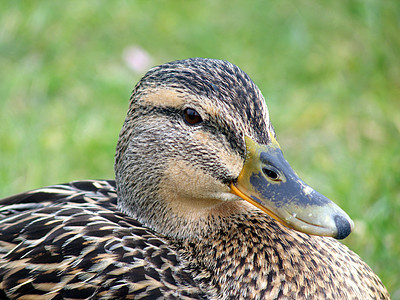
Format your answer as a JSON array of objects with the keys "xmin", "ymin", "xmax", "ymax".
[{"xmin": 183, "ymin": 108, "xmax": 203, "ymax": 125}]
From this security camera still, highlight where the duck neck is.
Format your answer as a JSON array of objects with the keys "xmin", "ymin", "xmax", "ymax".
[
  {"xmin": 117, "ymin": 183, "xmax": 253, "ymax": 240},
  {"xmin": 169, "ymin": 208, "xmax": 291, "ymax": 298}
]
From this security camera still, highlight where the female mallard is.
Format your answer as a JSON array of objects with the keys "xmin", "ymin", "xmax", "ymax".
[{"xmin": 0, "ymin": 58, "xmax": 389, "ymax": 299}]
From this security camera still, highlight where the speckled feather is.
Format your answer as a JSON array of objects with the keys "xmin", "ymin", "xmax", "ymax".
[
  {"xmin": 0, "ymin": 180, "xmax": 389, "ymax": 299},
  {"xmin": 0, "ymin": 58, "xmax": 390, "ymax": 299},
  {"xmin": 0, "ymin": 181, "xmax": 209, "ymax": 299}
]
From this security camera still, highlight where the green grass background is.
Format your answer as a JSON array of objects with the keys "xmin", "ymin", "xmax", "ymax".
[{"xmin": 1, "ymin": 1, "xmax": 399, "ymax": 296}]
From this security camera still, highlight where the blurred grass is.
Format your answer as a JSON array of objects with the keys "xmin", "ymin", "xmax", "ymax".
[{"xmin": 0, "ymin": 0, "xmax": 399, "ymax": 296}]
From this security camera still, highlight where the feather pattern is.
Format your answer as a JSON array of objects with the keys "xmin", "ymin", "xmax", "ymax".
[
  {"xmin": 0, "ymin": 181, "xmax": 209, "ymax": 299},
  {"xmin": 0, "ymin": 180, "xmax": 389, "ymax": 299}
]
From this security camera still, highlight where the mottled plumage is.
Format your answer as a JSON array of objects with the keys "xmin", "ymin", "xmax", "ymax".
[
  {"xmin": 0, "ymin": 181, "xmax": 208, "ymax": 299},
  {"xmin": 0, "ymin": 58, "xmax": 390, "ymax": 299}
]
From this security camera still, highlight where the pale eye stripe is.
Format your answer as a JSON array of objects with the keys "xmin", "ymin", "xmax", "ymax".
[{"xmin": 140, "ymin": 89, "xmax": 185, "ymax": 108}]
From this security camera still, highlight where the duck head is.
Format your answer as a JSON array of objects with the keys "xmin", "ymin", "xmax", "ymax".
[{"xmin": 115, "ymin": 58, "xmax": 353, "ymax": 240}]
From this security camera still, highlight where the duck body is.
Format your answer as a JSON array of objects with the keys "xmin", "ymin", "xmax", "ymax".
[
  {"xmin": 0, "ymin": 181, "xmax": 207, "ymax": 299},
  {"xmin": 0, "ymin": 180, "xmax": 389, "ymax": 299},
  {"xmin": 0, "ymin": 58, "xmax": 390, "ymax": 299}
]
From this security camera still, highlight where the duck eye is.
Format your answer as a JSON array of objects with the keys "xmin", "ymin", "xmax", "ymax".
[{"xmin": 183, "ymin": 108, "xmax": 203, "ymax": 125}]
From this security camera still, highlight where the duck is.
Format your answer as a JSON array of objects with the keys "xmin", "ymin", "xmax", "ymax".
[{"xmin": 0, "ymin": 58, "xmax": 389, "ymax": 299}]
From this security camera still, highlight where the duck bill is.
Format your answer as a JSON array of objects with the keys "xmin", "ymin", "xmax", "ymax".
[{"xmin": 230, "ymin": 136, "xmax": 354, "ymax": 239}]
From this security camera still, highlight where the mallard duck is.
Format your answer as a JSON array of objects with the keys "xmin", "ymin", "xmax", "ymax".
[{"xmin": 0, "ymin": 58, "xmax": 389, "ymax": 299}]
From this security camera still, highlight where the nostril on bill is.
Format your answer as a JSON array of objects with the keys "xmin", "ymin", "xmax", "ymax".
[{"xmin": 262, "ymin": 167, "xmax": 279, "ymax": 180}]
